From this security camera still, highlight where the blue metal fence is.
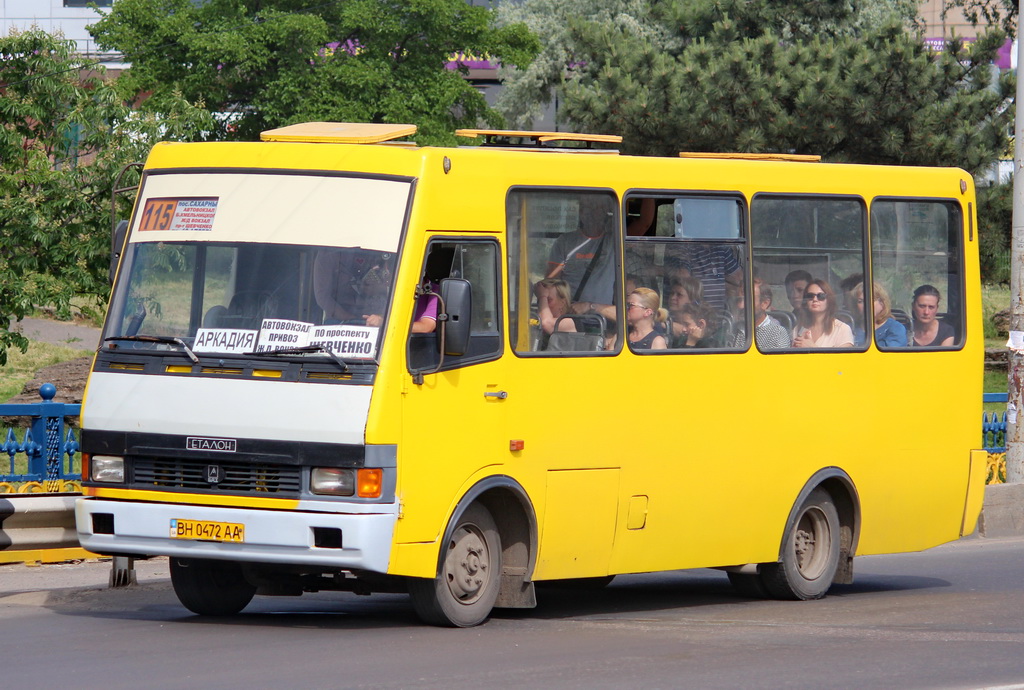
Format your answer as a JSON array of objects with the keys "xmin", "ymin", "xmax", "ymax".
[
  {"xmin": 0, "ymin": 385, "xmax": 1012, "ymax": 486},
  {"xmin": 0, "ymin": 383, "xmax": 81, "ymax": 492},
  {"xmin": 983, "ymin": 392, "xmax": 1008, "ymax": 453}
]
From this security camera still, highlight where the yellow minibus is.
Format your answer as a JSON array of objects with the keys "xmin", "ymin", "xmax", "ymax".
[{"xmin": 75, "ymin": 122, "xmax": 986, "ymax": 626}]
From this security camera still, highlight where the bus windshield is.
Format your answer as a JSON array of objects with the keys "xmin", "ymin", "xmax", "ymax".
[
  {"xmin": 105, "ymin": 241, "xmax": 399, "ymax": 361},
  {"xmin": 103, "ymin": 171, "xmax": 411, "ymax": 362}
]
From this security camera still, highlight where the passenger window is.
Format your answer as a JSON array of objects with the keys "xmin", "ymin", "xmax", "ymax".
[
  {"xmin": 871, "ymin": 199, "xmax": 963, "ymax": 349},
  {"xmin": 624, "ymin": 194, "xmax": 747, "ymax": 352},
  {"xmin": 751, "ymin": 196, "xmax": 867, "ymax": 351},
  {"xmin": 507, "ymin": 190, "xmax": 620, "ymax": 354},
  {"xmin": 407, "ymin": 240, "xmax": 502, "ymax": 372}
]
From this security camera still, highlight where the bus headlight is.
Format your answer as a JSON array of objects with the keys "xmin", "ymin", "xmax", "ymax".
[
  {"xmin": 91, "ymin": 455, "xmax": 125, "ymax": 483},
  {"xmin": 310, "ymin": 468, "xmax": 355, "ymax": 496}
]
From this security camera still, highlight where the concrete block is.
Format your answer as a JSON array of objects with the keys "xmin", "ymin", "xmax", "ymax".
[{"xmin": 978, "ymin": 483, "xmax": 1024, "ymax": 537}]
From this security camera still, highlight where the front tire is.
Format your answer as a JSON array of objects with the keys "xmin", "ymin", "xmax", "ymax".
[
  {"xmin": 761, "ymin": 488, "xmax": 841, "ymax": 600},
  {"xmin": 408, "ymin": 503, "xmax": 502, "ymax": 627},
  {"xmin": 169, "ymin": 557, "xmax": 256, "ymax": 616}
]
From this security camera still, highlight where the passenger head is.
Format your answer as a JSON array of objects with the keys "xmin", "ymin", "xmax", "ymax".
[
  {"xmin": 578, "ymin": 197, "xmax": 614, "ymax": 238},
  {"xmin": 677, "ymin": 302, "xmax": 711, "ymax": 343},
  {"xmin": 667, "ymin": 277, "xmax": 703, "ymax": 311},
  {"xmin": 784, "ymin": 269, "xmax": 812, "ymax": 310},
  {"xmin": 537, "ymin": 278, "xmax": 572, "ymax": 317},
  {"xmin": 912, "ymin": 284, "xmax": 941, "ymax": 324},
  {"xmin": 799, "ymin": 278, "xmax": 838, "ymax": 327},
  {"xmin": 840, "ymin": 273, "xmax": 864, "ymax": 310},
  {"xmin": 855, "ymin": 282, "xmax": 892, "ymax": 327},
  {"xmin": 627, "ymin": 287, "xmax": 668, "ymax": 325}
]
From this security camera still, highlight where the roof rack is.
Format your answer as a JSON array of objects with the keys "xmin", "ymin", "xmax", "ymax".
[
  {"xmin": 261, "ymin": 122, "xmax": 417, "ymax": 144},
  {"xmin": 456, "ymin": 128, "xmax": 622, "ymax": 150},
  {"xmin": 678, "ymin": 152, "xmax": 821, "ymax": 162}
]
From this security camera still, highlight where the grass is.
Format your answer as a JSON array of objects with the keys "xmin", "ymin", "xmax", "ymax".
[
  {"xmin": 0, "ymin": 340, "xmax": 87, "ymax": 403},
  {"xmin": 982, "ymin": 282, "xmax": 1011, "ymax": 349}
]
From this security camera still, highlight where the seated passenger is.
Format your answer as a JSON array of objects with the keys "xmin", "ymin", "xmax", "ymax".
[
  {"xmin": 626, "ymin": 288, "xmax": 668, "ymax": 350},
  {"xmin": 314, "ymin": 248, "xmax": 392, "ymax": 325},
  {"xmin": 792, "ymin": 278, "xmax": 854, "ymax": 348},
  {"xmin": 855, "ymin": 282, "xmax": 907, "ymax": 348},
  {"xmin": 534, "ymin": 278, "xmax": 577, "ymax": 336},
  {"xmin": 666, "ymin": 276, "xmax": 704, "ymax": 345},
  {"xmin": 911, "ymin": 284, "xmax": 954, "ymax": 347},
  {"xmin": 674, "ymin": 302, "xmax": 717, "ymax": 348},
  {"xmin": 784, "ymin": 269, "xmax": 812, "ymax": 312},
  {"xmin": 732, "ymin": 278, "xmax": 791, "ymax": 349}
]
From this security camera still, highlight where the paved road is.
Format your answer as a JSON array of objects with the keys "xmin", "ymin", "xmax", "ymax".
[
  {"xmin": 13, "ymin": 317, "xmax": 101, "ymax": 351},
  {"xmin": 2, "ymin": 536, "xmax": 1023, "ymax": 689}
]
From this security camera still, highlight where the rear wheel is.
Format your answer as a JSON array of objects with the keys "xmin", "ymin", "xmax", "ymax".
[
  {"xmin": 761, "ymin": 488, "xmax": 841, "ymax": 600},
  {"xmin": 169, "ymin": 557, "xmax": 256, "ymax": 616},
  {"xmin": 408, "ymin": 503, "xmax": 502, "ymax": 627}
]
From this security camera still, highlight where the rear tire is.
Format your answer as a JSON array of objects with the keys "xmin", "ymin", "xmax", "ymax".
[
  {"xmin": 761, "ymin": 488, "xmax": 841, "ymax": 600},
  {"xmin": 408, "ymin": 503, "xmax": 502, "ymax": 627},
  {"xmin": 169, "ymin": 557, "xmax": 256, "ymax": 616}
]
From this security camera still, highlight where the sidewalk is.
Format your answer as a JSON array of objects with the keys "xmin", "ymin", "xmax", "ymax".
[{"xmin": 0, "ymin": 556, "xmax": 170, "ymax": 598}]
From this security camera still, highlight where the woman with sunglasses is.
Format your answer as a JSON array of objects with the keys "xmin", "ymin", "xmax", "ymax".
[
  {"xmin": 626, "ymin": 287, "xmax": 668, "ymax": 350},
  {"xmin": 793, "ymin": 278, "xmax": 854, "ymax": 348}
]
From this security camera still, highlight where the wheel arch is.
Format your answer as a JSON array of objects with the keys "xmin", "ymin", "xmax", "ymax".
[
  {"xmin": 778, "ymin": 467, "xmax": 861, "ymax": 585},
  {"xmin": 433, "ymin": 475, "xmax": 538, "ymax": 609}
]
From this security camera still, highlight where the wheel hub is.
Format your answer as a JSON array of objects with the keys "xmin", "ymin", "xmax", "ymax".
[{"xmin": 444, "ymin": 523, "xmax": 491, "ymax": 604}]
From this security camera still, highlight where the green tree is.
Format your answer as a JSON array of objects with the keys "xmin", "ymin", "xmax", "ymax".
[
  {"xmin": 945, "ymin": 0, "xmax": 1017, "ymax": 37},
  {"xmin": 90, "ymin": 0, "xmax": 539, "ymax": 144},
  {"xmin": 496, "ymin": 0, "xmax": 921, "ymax": 130},
  {"xmin": 0, "ymin": 29, "xmax": 212, "ymax": 365},
  {"xmin": 559, "ymin": 0, "xmax": 1012, "ymax": 176}
]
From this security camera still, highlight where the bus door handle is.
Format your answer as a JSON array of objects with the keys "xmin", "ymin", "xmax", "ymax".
[{"xmin": 484, "ymin": 391, "xmax": 508, "ymax": 400}]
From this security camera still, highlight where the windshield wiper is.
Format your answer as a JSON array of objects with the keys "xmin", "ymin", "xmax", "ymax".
[
  {"xmin": 104, "ymin": 335, "xmax": 200, "ymax": 364},
  {"xmin": 245, "ymin": 345, "xmax": 350, "ymax": 372}
]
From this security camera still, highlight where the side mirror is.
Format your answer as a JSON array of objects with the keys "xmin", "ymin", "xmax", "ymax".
[
  {"xmin": 440, "ymin": 278, "xmax": 472, "ymax": 356},
  {"xmin": 110, "ymin": 219, "xmax": 129, "ymax": 284}
]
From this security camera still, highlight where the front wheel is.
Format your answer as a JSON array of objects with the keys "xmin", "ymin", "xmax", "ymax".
[
  {"xmin": 169, "ymin": 558, "xmax": 256, "ymax": 616},
  {"xmin": 408, "ymin": 503, "xmax": 502, "ymax": 627},
  {"xmin": 761, "ymin": 487, "xmax": 841, "ymax": 600}
]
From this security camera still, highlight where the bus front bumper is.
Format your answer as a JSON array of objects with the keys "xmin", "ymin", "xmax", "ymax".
[{"xmin": 75, "ymin": 497, "xmax": 397, "ymax": 573}]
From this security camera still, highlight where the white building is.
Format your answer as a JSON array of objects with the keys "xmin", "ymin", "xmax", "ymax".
[{"xmin": 0, "ymin": 0, "xmax": 124, "ymax": 67}]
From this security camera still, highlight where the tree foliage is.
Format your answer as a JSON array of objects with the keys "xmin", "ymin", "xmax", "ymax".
[
  {"xmin": 559, "ymin": 0, "xmax": 1012, "ymax": 177},
  {"xmin": 90, "ymin": 0, "xmax": 539, "ymax": 144},
  {"xmin": 0, "ymin": 29, "xmax": 212, "ymax": 365},
  {"xmin": 496, "ymin": 0, "xmax": 921, "ymax": 130},
  {"xmin": 945, "ymin": 0, "xmax": 1017, "ymax": 38}
]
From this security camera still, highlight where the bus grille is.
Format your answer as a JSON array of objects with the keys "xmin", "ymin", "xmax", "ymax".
[{"xmin": 132, "ymin": 458, "xmax": 302, "ymax": 496}]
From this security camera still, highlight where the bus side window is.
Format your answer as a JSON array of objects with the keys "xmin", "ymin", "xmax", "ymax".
[
  {"xmin": 407, "ymin": 240, "xmax": 502, "ymax": 373},
  {"xmin": 624, "ymin": 194, "xmax": 748, "ymax": 352},
  {"xmin": 750, "ymin": 195, "xmax": 867, "ymax": 352},
  {"xmin": 870, "ymin": 199, "xmax": 963, "ymax": 349},
  {"xmin": 507, "ymin": 189, "xmax": 620, "ymax": 354}
]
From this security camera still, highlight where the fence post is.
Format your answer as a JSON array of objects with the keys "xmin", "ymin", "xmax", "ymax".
[{"xmin": 28, "ymin": 384, "xmax": 67, "ymax": 492}]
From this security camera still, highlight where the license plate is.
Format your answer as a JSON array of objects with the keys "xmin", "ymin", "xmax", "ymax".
[{"xmin": 170, "ymin": 519, "xmax": 245, "ymax": 543}]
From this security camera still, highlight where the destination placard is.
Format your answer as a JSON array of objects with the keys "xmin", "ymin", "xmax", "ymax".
[
  {"xmin": 309, "ymin": 325, "xmax": 378, "ymax": 359},
  {"xmin": 138, "ymin": 197, "xmax": 219, "ymax": 232},
  {"xmin": 254, "ymin": 319, "xmax": 314, "ymax": 352},
  {"xmin": 192, "ymin": 328, "xmax": 258, "ymax": 354}
]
